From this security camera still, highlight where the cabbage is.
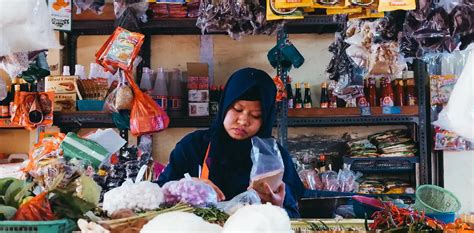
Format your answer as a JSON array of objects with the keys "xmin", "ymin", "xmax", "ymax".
[
  {"xmin": 140, "ymin": 211, "xmax": 223, "ymax": 233},
  {"xmin": 223, "ymin": 204, "xmax": 293, "ymax": 233}
]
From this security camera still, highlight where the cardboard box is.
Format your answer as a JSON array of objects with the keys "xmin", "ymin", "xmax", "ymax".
[
  {"xmin": 54, "ymin": 93, "xmax": 76, "ymax": 112},
  {"xmin": 198, "ymin": 76, "xmax": 209, "ymax": 90},
  {"xmin": 188, "ymin": 102, "xmax": 209, "ymax": 117},
  {"xmin": 188, "ymin": 90, "xmax": 209, "ymax": 102},
  {"xmin": 187, "ymin": 63, "xmax": 209, "ymax": 90},
  {"xmin": 45, "ymin": 75, "xmax": 79, "ymax": 94},
  {"xmin": 187, "ymin": 76, "xmax": 199, "ymax": 90}
]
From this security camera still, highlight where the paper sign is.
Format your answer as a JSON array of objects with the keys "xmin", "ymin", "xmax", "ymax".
[{"xmin": 49, "ymin": 0, "xmax": 72, "ymax": 31}]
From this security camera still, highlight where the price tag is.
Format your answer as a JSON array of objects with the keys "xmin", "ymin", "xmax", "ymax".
[
  {"xmin": 360, "ymin": 107, "xmax": 372, "ymax": 116},
  {"xmin": 382, "ymin": 106, "xmax": 401, "ymax": 114}
]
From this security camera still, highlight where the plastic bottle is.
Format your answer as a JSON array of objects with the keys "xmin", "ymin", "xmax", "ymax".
[
  {"xmin": 139, "ymin": 67, "xmax": 153, "ymax": 92},
  {"xmin": 74, "ymin": 64, "xmax": 86, "ymax": 80},
  {"xmin": 62, "ymin": 66, "xmax": 71, "ymax": 76},
  {"xmin": 151, "ymin": 67, "xmax": 168, "ymax": 110},
  {"xmin": 168, "ymin": 69, "xmax": 183, "ymax": 112}
]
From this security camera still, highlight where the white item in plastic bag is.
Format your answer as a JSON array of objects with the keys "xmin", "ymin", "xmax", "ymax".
[
  {"xmin": 141, "ymin": 211, "xmax": 223, "ymax": 233},
  {"xmin": 215, "ymin": 190, "xmax": 261, "ymax": 215},
  {"xmin": 222, "ymin": 204, "xmax": 292, "ymax": 233},
  {"xmin": 0, "ymin": 0, "xmax": 61, "ymax": 56},
  {"xmin": 103, "ymin": 179, "xmax": 164, "ymax": 216},
  {"xmin": 433, "ymin": 48, "xmax": 474, "ymax": 142}
]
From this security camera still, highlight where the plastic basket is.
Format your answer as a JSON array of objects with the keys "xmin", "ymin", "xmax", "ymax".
[
  {"xmin": 414, "ymin": 185, "xmax": 461, "ymax": 214},
  {"xmin": 0, "ymin": 219, "xmax": 76, "ymax": 233},
  {"xmin": 426, "ymin": 212, "xmax": 456, "ymax": 224}
]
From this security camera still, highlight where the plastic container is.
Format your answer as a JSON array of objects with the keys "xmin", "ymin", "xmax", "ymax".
[
  {"xmin": 426, "ymin": 212, "xmax": 456, "ymax": 224},
  {"xmin": 414, "ymin": 185, "xmax": 461, "ymax": 214},
  {"xmin": 0, "ymin": 219, "xmax": 76, "ymax": 233},
  {"xmin": 77, "ymin": 100, "xmax": 105, "ymax": 111},
  {"xmin": 298, "ymin": 196, "xmax": 350, "ymax": 218}
]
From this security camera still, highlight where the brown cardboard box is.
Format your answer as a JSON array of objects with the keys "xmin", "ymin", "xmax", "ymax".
[
  {"xmin": 187, "ymin": 76, "xmax": 199, "ymax": 90},
  {"xmin": 45, "ymin": 75, "xmax": 79, "ymax": 94},
  {"xmin": 187, "ymin": 63, "xmax": 209, "ymax": 90},
  {"xmin": 54, "ymin": 93, "xmax": 76, "ymax": 112}
]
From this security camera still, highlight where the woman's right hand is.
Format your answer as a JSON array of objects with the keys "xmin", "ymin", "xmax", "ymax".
[{"xmin": 192, "ymin": 178, "xmax": 226, "ymax": 201}]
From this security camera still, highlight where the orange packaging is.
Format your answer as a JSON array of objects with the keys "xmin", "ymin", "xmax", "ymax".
[
  {"xmin": 96, "ymin": 27, "xmax": 145, "ymax": 73},
  {"xmin": 273, "ymin": 76, "xmax": 286, "ymax": 102},
  {"xmin": 12, "ymin": 92, "xmax": 55, "ymax": 129}
]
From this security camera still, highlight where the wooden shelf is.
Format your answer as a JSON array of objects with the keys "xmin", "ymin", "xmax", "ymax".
[
  {"xmin": 0, "ymin": 118, "xmax": 22, "ymax": 129},
  {"xmin": 288, "ymin": 106, "xmax": 419, "ymax": 118}
]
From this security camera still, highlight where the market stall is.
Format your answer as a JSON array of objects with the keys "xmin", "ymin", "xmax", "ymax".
[{"xmin": 0, "ymin": 0, "xmax": 473, "ymax": 232}]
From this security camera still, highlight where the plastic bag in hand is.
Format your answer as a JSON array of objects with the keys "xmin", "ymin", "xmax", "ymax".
[
  {"xmin": 162, "ymin": 174, "xmax": 218, "ymax": 207},
  {"xmin": 433, "ymin": 47, "xmax": 474, "ymax": 142},
  {"xmin": 321, "ymin": 170, "xmax": 339, "ymax": 191},
  {"xmin": 215, "ymin": 189, "xmax": 261, "ymax": 215},
  {"xmin": 249, "ymin": 136, "xmax": 285, "ymax": 193}
]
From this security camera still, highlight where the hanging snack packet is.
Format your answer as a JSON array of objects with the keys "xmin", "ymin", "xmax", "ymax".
[
  {"xmin": 96, "ymin": 27, "xmax": 144, "ymax": 73},
  {"xmin": 266, "ymin": 0, "xmax": 304, "ymax": 21},
  {"xmin": 312, "ymin": 0, "xmax": 348, "ymax": 9},
  {"xmin": 378, "ymin": 0, "xmax": 415, "ymax": 12},
  {"xmin": 274, "ymin": 0, "xmax": 312, "ymax": 10},
  {"xmin": 349, "ymin": 0, "xmax": 376, "ymax": 8}
]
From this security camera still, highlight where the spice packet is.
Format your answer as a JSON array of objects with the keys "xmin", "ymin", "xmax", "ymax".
[
  {"xmin": 96, "ymin": 27, "xmax": 145, "ymax": 73},
  {"xmin": 378, "ymin": 0, "xmax": 415, "ymax": 12},
  {"xmin": 312, "ymin": 0, "xmax": 349, "ymax": 9},
  {"xmin": 275, "ymin": 0, "xmax": 312, "ymax": 9}
]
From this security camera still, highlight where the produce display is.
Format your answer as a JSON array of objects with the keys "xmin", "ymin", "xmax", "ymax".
[{"xmin": 162, "ymin": 174, "xmax": 218, "ymax": 207}]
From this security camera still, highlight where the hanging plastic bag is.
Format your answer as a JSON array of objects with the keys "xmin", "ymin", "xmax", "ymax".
[
  {"xmin": 338, "ymin": 164, "xmax": 362, "ymax": 192},
  {"xmin": 162, "ymin": 173, "xmax": 218, "ymax": 207},
  {"xmin": 249, "ymin": 136, "xmax": 285, "ymax": 193},
  {"xmin": 321, "ymin": 170, "xmax": 339, "ymax": 191},
  {"xmin": 215, "ymin": 190, "xmax": 261, "ymax": 215},
  {"xmin": 433, "ymin": 47, "xmax": 474, "ymax": 141},
  {"xmin": 74, "ymin": 0, "xmax": 105, "ymax": 15},
  {"xmin": 0, "ymin": 52, "xmax": 30, "ymax": 79},
  {"xmin": 114, "ymin": 0, "xmax": 149, "ymax": 24},
  {"xmin": 123, "ymin": 70, "xmax": 169, "ymax": 136},
  {"xmin": 0, "ymin": 0, "xmax": 61, "ymax": 56}
]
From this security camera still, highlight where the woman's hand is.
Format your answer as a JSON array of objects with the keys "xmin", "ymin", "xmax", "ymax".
[
  {"xmin": 192, "ymin": 178, "xmax": 226, "ymax": 201},
  {"xmin": 253, "ymin": 182, "xmax": 286, "ymax": 207}
]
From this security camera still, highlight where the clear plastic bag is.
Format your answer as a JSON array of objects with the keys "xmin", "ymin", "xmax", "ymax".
[
  {"xmin": 249, "ymin": 136, "xmax": 285, "ymax": 193},
  {"xmin": 0, "ymin": 77, "xmax": 6, "ymax": 101},
  {"xmin": 114, "ymin": 0, "xmax": 149, "ymax": 23},
  {"xmin": 162, "ymin": 173, "xmax": 218, "ymax": 207},
  {"xmin": 433, "ymin": 47, "xmax": 474, "ymax": 142},
  {"xmin": 298, "ymin": 167, "xmax": 323, "ymax": 190},
  {"xmin": 215, "ymin": 190, "xmax": 261, "ymax": 215},
  {"xmin": 321, "ymin": 170, "xmax": 339, "ymax": 191},
  {"xmin": 337, "ymin": 164, "xmax": 362, "ymax": 193},
  {"xmin": 0, "ymin": 0, "xmax": 60, "ymax": 56},
  {"xmin": 74, "ymin": 0, "xmax": 106, "ymax": 14},
  {"xmin": 0, "ymin": 52, "xmax": 30, "ymax": 79}
]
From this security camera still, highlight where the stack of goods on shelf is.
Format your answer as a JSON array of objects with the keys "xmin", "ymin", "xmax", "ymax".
[
  {"xmin": 149, "ymin": 0, "xmax": 199, "ymax": 18},
  {"xmin": 358, "ymin": 179, "xmax": 414, "ymax": 195},
  {"xmin": 187, "ymin": 63, "xmax": 209, "ymax": 117},
  {"xmin": 347, "ymin": 129, "xmax": 416, "ymax": 158}
]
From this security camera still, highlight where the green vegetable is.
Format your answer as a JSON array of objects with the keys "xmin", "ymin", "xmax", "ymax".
[
  {"xmin": 193, "ymin": 206, "xmax": 229, "ymax": 225},
  {"xmin": 4, "ymin": 180, "xmax": 26, "ymax": 208},
  {"xmin": 0, "ymin": 178, "xmax": 17, "ymax": 195},
  {"xmin": 74, "ymin": 175, "xmax": 101, "ymax": 206},
  {"xmin": 0, "ymin": 204, "xmax": 17, "ymax": 220}
]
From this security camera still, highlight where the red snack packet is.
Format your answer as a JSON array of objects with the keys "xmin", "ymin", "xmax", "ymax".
[
  {"xmin": 273, "ymin": 75, "xmax": 286, "ymax": 102},
  {"xmin": 96, "ymin": 27, "xmax": 145, "ymax": 73}
]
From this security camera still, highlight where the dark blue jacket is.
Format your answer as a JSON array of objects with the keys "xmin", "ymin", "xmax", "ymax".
[{"xmin": 157, "ymin": 68, "xmax": 305, "ymax": 217}]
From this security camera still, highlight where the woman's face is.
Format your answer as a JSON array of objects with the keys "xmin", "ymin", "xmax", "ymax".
[{"xmin": 223, "ymin": 100, "xmax": 262, "ymax": 140}]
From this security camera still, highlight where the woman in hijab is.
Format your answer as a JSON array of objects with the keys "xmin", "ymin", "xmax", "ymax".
[{"xmin": 157, "ymin": 67, "xmax": 305, "ymax": 217}]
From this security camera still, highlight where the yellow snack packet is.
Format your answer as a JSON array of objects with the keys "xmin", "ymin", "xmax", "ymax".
[
  {"xmin": 303, "ymin": 7, "xmax": 315, "ymax": 12},
  {"xmin": 312, "ymin": 0, "xmax": 348, "ymax": 9},
  {"xmin": 348, "ymin": 0, "xmax": 376, "ymax": 8},
  {"xmin": 275, "ymin": 0, "xmax": 312, "ymax": 9},
  {"xmin": 266, "ymin": 0, "xmax": 304, "ymax": 20},
  {"xmin": 349, "ymin": 8, "xmax": 384, "ymax": 19},
  {"xmin": 378, "ymin": 0, "xmax": 415, "ymax": 12},
  {"xmin": 326, "ymin": 6, "xmax": 363, "ymax": 14}
]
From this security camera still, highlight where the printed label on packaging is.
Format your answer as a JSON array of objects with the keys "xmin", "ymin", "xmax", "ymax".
[
  {"xmin": 152, "ymin": 95, "xmax": 168, "ymax": 110},
  {"xmin": 48, "ymin": 0, "xmax": 72, "ymax": 31},
  {"xmin": 189, "ymin": 102, "xmax": 209, "ymax": 117},
  {"xmin": 188, "ymin": 90, "xmax": 209, "ymax": 102},
  {"xmin": 45, "ymin": 76, "xmax": 78, "ymax": 93},
  {"xmin": 54, "ymin": 93, "xmax": 76, "ymax": 112}
]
